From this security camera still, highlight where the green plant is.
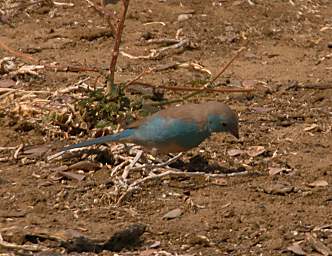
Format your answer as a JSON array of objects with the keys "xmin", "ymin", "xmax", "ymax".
[{"xmin": 78, "ymin": 85, "xmax": 132, "ymax": 129}]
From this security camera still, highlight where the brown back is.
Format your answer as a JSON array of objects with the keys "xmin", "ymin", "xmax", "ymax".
[{"xmin": 127, "ymin": 101, "xmax": 235, "ymax": 129}]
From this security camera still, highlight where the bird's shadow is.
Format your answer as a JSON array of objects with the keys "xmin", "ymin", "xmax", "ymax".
[
  {"xmin": 168, "ymin": 154, "xmax": 245, "ymax": 174},
  {"xmin": 60, "ymin": 148, "xmax": 245, "ymax": 175}
]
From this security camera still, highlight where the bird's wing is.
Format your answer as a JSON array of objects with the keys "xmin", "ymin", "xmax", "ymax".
[
  {"xmin": 127, "ymin": 102, "xmax": 229, "ymax": 129},
  {"xmin": 157, "ymin": 103, "xmax": 209, "ymax": 128},
  {"xmin": 126, "ymin": 115, "xmax": 152, "ymax": 129}
]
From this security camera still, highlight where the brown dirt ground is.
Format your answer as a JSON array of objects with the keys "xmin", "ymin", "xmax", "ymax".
[{"xmin": 1, "ymin": 0, "xmax": 332, "ymax": 255}]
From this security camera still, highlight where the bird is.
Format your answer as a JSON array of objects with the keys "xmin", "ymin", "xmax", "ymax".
[{"xmin": 60, "ymin": 101, "xmax": 239, "ymax": 154}]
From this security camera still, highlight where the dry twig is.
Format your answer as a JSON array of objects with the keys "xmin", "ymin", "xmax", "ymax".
[
  {"xmin": 128, "ymin": 82, "xmax": 254, "ymax": 94},
  {"xmin": 0, "ymin": 41, "xmax": 104, "ymax": 74},
  {"xmin": 151, "ymin": 47, "xmax": 248, "ymax": 106},
  {"xmin": 13, "ymin": 144, "xmax": 23, "ymax": 160},
  {"xmin": 107, "ymin": 0, "xmax": 130, "ymax": 90},
  {"xmin": 0, "ymin": 237, "xmax": 45, "ymax": 252},
  {"xmin": 85, "ymin": 0, "xmax": 116, "ymax": 34},
  {"xmin": 120, "ymin": 38, "xmax": 195, "ymax": 60},
  {"xmin": 121, "ymin": 149, "xmax": 143, "ymax": 180},
  {"xmin": 0, "ymin": 40, "xmax": 38, "ymax": 64},
  {"xmin": 123, "ymin": 68, "xmax": 155, "ymax": 88}
]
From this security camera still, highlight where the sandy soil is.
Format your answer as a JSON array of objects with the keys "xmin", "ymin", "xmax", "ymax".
[{"xmin": 0, "ymin": 0, "xmax": 332, "ymax": 255}]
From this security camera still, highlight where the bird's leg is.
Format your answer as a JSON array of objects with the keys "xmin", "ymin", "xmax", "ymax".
[
  {"xmin": 127, "ymin": 152, "xmax": 183, "ymax": 174},
  {"xmin": 145, "ymin": 147, "xmax": 181, "ymax": 164}
]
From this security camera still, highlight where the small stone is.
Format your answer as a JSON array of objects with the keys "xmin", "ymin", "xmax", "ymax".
[
  {"xmin": 262, "ymin": 26, "xmax": 276, "ymax": 37},
  {"xmin": 142, "ymin": 31, "xmax": 153, "ymax": 40},
  {"xmin": 225, "ymin": 26, "xmax": 234, "ymax": 32},
  {"xmin": 244, "ymin": 52, "xmax": 257, "ymax": 59},
  {"xmin": 188, "ymin": 234, "xmax": 210, "ymax": 246},
  {"xmin": 211, "ymin": 178, "xmax": 227, "ymax": 186},
  {"xmin": 177, "ymin": 14, "xmax": 192, "ymax": 22},
  {"xmin": 217, "ymin": 35, "xmax": 227, "ymax": 43}
]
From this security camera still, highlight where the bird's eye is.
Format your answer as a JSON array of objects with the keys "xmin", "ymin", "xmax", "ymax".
[{"xmin": 221, "ymin": 122, "xmax": 227, "ymax": 127}]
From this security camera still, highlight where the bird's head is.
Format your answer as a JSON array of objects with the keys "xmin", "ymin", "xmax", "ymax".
[{"xmin": 206, "ymin": 103, "xmax": 239, "ymax": 139}]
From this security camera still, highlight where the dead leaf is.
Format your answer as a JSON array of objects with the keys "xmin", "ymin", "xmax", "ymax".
[
  {"xmin": 227, "ymin": 149, "xmax": 244, "ymax": 157},
  {"xmin": 23, "ymin": 145, "xmax": 51, "ymax": 158},
  {"xmin": 68, "ymin": 160, "xmax": 101, "ymax": 172},
  {"xmin": 304, "ymin": 124, "xmax": 318, "ymax": 132},
  {"xmin": 313, "ymin": 224, "xmax": 332, "ymax": 232},
  {"xmin": 287, "ymin": 241, "xmax": 307, "ymax": 255},
  {"xmin": 264, "ymin": 183, "xmax": 294, "ymax": 195},
  {"xmin": 51, "ymin": 165, "xmax": 69, "ymax": 172},
  {"xmin": 0, "ymin": 79, "xmax": 16, "ymax": 88},
  {"xmin": 139, "ymin": 249, "xmax": 158, "ymax": 256},
  {"xmin": 0, "ymin": 210, "xmax": 26, "ymax": 218},
  {"xmin": 57, "ymin": 171, "xmax": 85, "ymax": 182},
  {"xmin": 242, "ymin": 79, "xmax": 258, "ymax": 88},
  {"xmin": 268, "ymin": 167, "xmax": 284, "ymax": 176},
  {"xmin": 149, "ymin": 240, "xmax": 161, "ymax": 248},
  {"xmin": 211, "ymin": 178, "xmax": 228, "ymax": 186},
  {"xmin": 308, "ymin": 180, "xmax": 328, "ymax": 188},
  {"xmin": 246, "ymin": 146, "xmax": 266, "ymax": 157},
  {"xmin": 306, "ymin": 233, "xmax": 332, "ymax": 256},
  {"xmin": 268, "ymin": 167, "xmax": 291, "ymax": 176},
  {"xmin": 251, "ymin": 107, "xmax": 274, "ymax": 113},
  {"xmin": 162, "ymin": 208, "xmax": 182, "ymax": 220}
]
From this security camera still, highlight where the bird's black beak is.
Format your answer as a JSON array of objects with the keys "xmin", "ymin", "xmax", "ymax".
[{"xmin": 231, "ymin": 127, "xmax": 239, "ymax": 139}]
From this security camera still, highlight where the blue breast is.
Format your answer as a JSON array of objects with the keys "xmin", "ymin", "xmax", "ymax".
[{"xmin": 132, "ymin": 116, "xmax": 210, "ymax": 151}]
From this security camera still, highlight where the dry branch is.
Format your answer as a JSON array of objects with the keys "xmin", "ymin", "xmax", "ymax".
[
  {"xmin": 120, "ymin": 38, "xmax": 196, "ymax": 60},
  {"xmin": 128, "ymin": 82, "xmax": 254, "ymax": 94},
  {"xmin": 123, "ymin": 68, "xmax": 155, "ymax": 88},
  {"xmin": 0, "ymin": 238, "xmax": 45, "ymax": 253},
  {"xmin": 107, "ymin": 0, "xmax": 130, "ymax": 91},
  {"xmin": 0, "ymin": 39, "xmax": 38, "ymax": 64},
  {"xmin": 0, "ymin": 40, "xmax": 104, "ymax": 74},
  {"xmin": 149, "ymin": 47, "xmax": 248, "ymax": 106}
]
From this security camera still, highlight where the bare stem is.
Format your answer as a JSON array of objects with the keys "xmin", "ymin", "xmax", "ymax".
[
  {"xmin": 107, "ymin": 0, "xmax": 130, "ymax": 93},
  {"xmin": 149, "ymin": 47, "xmax": 247, "ymax": 106},
  {"xmin": 127, "ymin": 82, "xmax": 255, "ymax": 93}
]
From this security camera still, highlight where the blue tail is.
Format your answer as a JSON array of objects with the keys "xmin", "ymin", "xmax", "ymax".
[{"xmin": 61, "ymin": 129, "xmax": 135, "ymax": 152}]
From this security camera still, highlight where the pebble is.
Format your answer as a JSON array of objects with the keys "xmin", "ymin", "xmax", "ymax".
[{"xmin": 178, "ymin": 14, "xmax": 192, "ymax": 22}]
